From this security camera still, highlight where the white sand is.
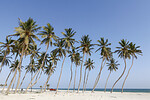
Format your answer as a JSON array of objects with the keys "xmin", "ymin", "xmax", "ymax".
[{"xmin": 0, "ymin": 90, "xmax": 150, "ymax": 100}]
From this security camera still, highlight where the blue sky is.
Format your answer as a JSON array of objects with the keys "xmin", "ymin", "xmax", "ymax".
[{"xmin": 0, "ymin": 0, "xmax": 150, "ymax": 89}]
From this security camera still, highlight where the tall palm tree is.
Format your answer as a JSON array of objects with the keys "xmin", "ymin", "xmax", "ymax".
[
  {"xmin": 77, "ymin": 35, "xmax": 93, "ymax": 93},
  {"xmin": 0, "ymin": 37, "xmax": 14, "ymax": 72},
  {"xmin": 68, "ymin": 47, "xmax": 76, "ymax": 92},
  {"xmin": 121, "ymin": 42, "xmax": 142, "ymax": 92},
  {"xmin": 111, "ymin": 39, "xmax": 131, "ymax": 93},
  {"xmin": 84, "ymin": 58, "xmax": 94, "ymax": 91},
  {"xmin": 104, "ymin": 58, "xmax": 119, "ymax": 92},
  {"xmin": 6, "ymin": 18, "xmax": 41, "ymax": 94},
  {"xmin": 55, "ymin": 28, "xmax": 76, "ymax": 93},
  {"xmin": 92, "ymin": 38, "xmax": 111, "ymax": 92},
  {"xmin": 52, "ymin": 40, "xmax": 66, "ymax": 93},
  {"xmin": 73, "ymin": 53, "xmax": 81, "ymax": 92},
  {"xmin": 61, "ymin": 28, "xmax": 77, "ymax": 92},
  {"xmin": 25, "ymin": 23, "xmax": 57, "ymax": 93}
]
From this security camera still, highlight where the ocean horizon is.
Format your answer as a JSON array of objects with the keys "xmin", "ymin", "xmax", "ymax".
[{"xmin": 28, "ymin": 88, "xmax": 150, "ymax": 93}]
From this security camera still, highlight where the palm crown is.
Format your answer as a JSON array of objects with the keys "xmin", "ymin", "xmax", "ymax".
[
  {"xmin": 129, "ymin": 42, "xmax": 142, "ymax": 59},
  {"xmin": 78, "ymin": 35, "xmax": 94, "ymax": 55},
  {"xmin": 115, "ymin": 39, "xmax": 131, "ymax": 59},
  {"xmin": 61, "ymin": 28, "xmax": 77, "ymax": 50},
  {"xmin": 38, "ymin": 23, "xmax": 57, "ymax": 46},
  {"xmin": 106, "ymin": 58, "xmax": 119, "ymax": 72},
  {"xmin": 84, "ymin": 58, "xmax": 95, "ymax": 71},
  {"xmin": 96, "ymin": 37, "xmax": 111, "ymax": 60}
]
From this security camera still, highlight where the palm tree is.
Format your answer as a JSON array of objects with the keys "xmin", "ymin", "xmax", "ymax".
[
  {"xmin": 19, "ymin": 59, "xmax": 36, "ymax": 91},
  {"xmin": 61, "ymin": 28, "xmax": 77, "ymax": 92},
  {"xmin": 52, "ymin": 40, "xmax": 66, "ymax": 93},
  {"xmin": 92, "ymin": 38, "xmax": 111, "ymax": 92},
  {"xmin": 68, "ymin": 47, "xmax": 76, "ymax": 92},
  {"xmin": 77, "ymin": 35, "xmax": 94, "ymax": 93},
  {"xmin": 73, "ymin": 53, "xmax": 81, "ymax": 92},
  {"xmin": 42, "ymin": 62, "xmax": 55, "ymax": 92},
  {"xmin": 84, "ymin": 58, "xmax": 94, "ymax": 91},
  {"xmin": 6, "ymin": 18, "xmax": 41, "ymax": 94},
  {"xmin": 2, "ymin": 60, "xmax": 23, "ymax": 93},
  {"xmin": 104, "ymin": 58, "xmax": 119, "ymax": 92},
  {"xmin": 111, "ymin": 39, "xmax": 131, "ymax": 93},
  {"xmin": 1, "ymin": 59, "xmax": 21, "ymax": 93},
  {"xmin": 121, "ymin": 42, "xmax": 142, "ymax": 92},
  {"xmin": 0, "ymin": 37, "xmax": 14, "ymax": 72},
  {"xmin": 55, "ymin": 28, "xmax": 76, "ymax": 93},
  {"xmin": 25, "ymin": 23, "xmax": 57, "ymax": 93}
]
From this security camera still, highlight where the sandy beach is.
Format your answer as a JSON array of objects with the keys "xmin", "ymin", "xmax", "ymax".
[{"xmin": 0, "ymin": 90, "xmax": 150, "ymax": 100}]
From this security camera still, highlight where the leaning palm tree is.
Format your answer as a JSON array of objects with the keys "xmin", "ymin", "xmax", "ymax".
[
  {"xmin": 73, "ymin": 53, "xmax": 81, "ymax": 92},
  {"xmin": 42, "ymin": 62, "xmax": 56, "ymax": 92},
  {"xmin": 55, "ymin": 28, "xmax": 76, "ymax": 93},
  {"xmin": 121, "ymin": 42, "xmax": 142, "ymax": 92},
  {"xmin": 52, "ymin": 40, "xmax": 66, "ymax": 93},
  {"xmin": 25, "ymin": 23, "xmax": 57, "ymax": 93},
  {"xmin": 104, "ymin": 58, "xmax": 119, "ymax": 92},
  {"xmin": 1, "ymin": 60, "xmax": 20, "ymax": 93},
  {"xmin": 2, "ymin": 60, "xmax": 23, "ymax": 93},
  {"xmin": 6, "ymin": 18, "xmax": 41, "ymax": 94},
  {"xmin": 0, "ymin": 37, "xmax": 14, "ymax": 72},
  {"xmin": 111, "ymin": 39, "xmax": 131, "ymax": 93},
  {"xmin": 77, "ymin": 35, "xmax": 94, "ymax": 93},
  {"xmin": 92, "ymin": 38, "xmax": 111, "ymax": 92},
  {"xmin": 19, "ymin": 59, "xmax": 36, "ymax": 91},
  {"xmin": 84, "ymin": 58, "xmax": 94, "ymax": 91}
]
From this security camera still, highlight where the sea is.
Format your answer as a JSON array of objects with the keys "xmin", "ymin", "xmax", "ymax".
[{"xmin": 58, "ymin": 88, "xmax": 150, "ymax": 93}]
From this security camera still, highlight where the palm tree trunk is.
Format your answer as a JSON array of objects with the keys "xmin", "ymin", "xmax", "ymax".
[
  {"xmin": 15, "ymin": 69, "xmax": 21, "ymax": 93},
  {"xmin": 122, "ymin": 57, "xmax": 134, "ymax": 93},
  {"xmin": 25, "ymin": 44, "xmax": 49, "ymax": 93},
  {"xmin": 85, "ymin": 70, "xmax": 90, "ymax": 91},
  {"xmin": 56, "ymin": 56, "xmax": 66, "ymax": 93},
  {"xmin": 92, "ymin": 58, "xmax": 105, "ymax": 92},
  {"xmin": 12, "ymin": 73, "xmax": 17, "ymax": 91},
  {"xmin": 44, "ymin": 74, "xmax": 51, "ymax": 92},
  {"xmin": 42, "ymin": 73, "xmax": 52, "ymax": 92},
  {"xmin": 111, "ymin": 58, "xmax": 126, "ymax": 93},
  {"xmin": 104, "ymin": 71, "xmax": 111, "ymax": 92},
  {"xmin": 19, "ymin": 71, "xmax": 28, "ymax": 89},
  {"xmin": 0, "ymin": 50, "xmax": 7, "ymax": 73},
  {"xmin": 31, "ymin": 72, "xmax": 33, "ymax": 92},
  {"xmin": 73, "ymin": 65, "xmax": 77, "ymax": 92},
  {"xmin": 35, "ymin": 71, "xmax": 40, "ymax": 80},
  {"xmin": 82, "ymin": 68, "xmax": 86, "ymax": 92},
  {"xmin": 77, "ymin": 53, "xmax": 85, "ymax": 93},
  {"xmin": 2, "ymin": 71, "xmax": 11, "ymax": 93},
  {"xmin": 6, "ymin": 49, "xmax": 24, "ymax": 94},
  {"xmin": 68, "ymin": 62, "xmax": 73, "ymax": 92},
  {"xmin": 83, "ymin": 54, "xmax": 88, "ymax": 92}
]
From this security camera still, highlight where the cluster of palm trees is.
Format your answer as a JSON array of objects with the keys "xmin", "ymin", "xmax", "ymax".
[{"xmin": 0, "ymin": 18, "xmax": 142, "ymax": 94}]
